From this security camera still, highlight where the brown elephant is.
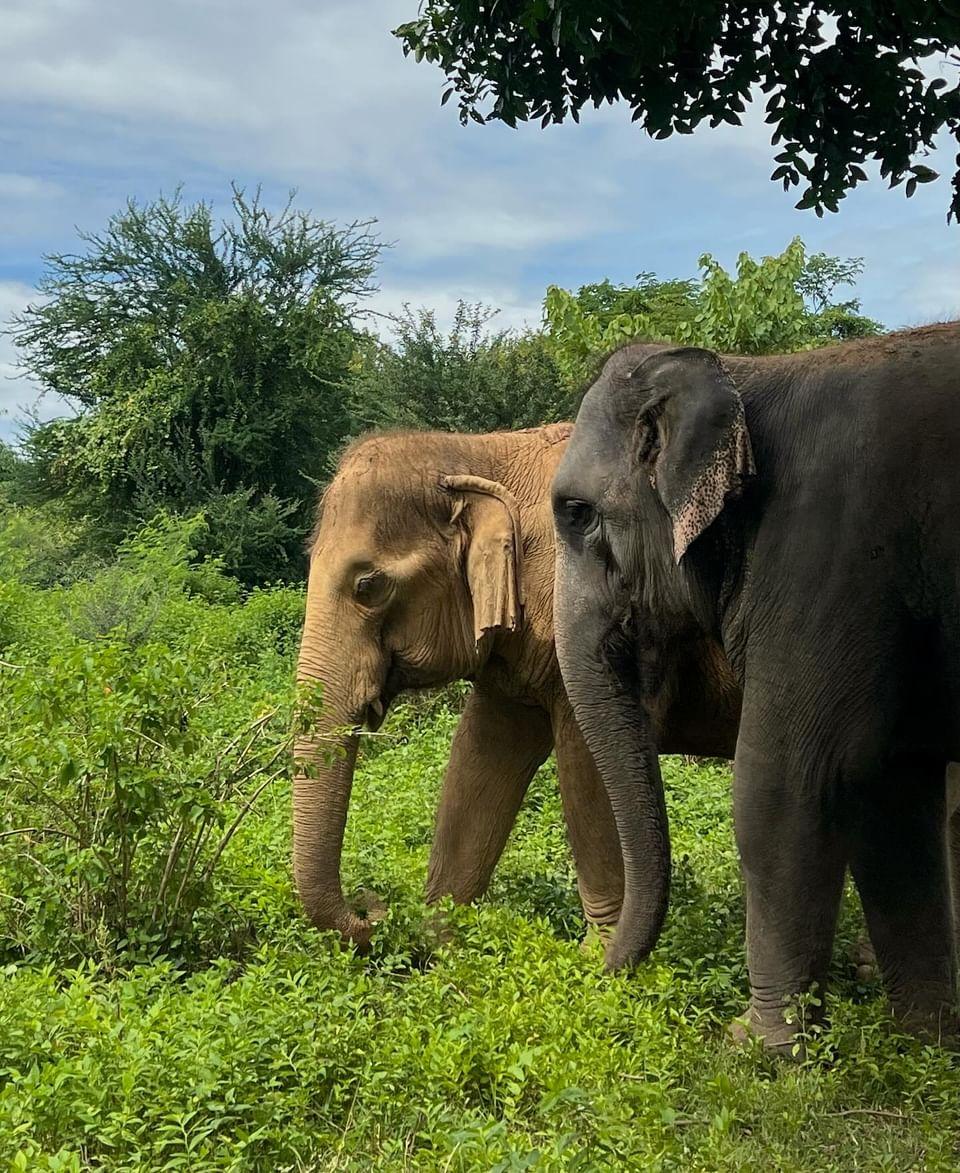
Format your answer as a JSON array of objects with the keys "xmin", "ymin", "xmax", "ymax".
[{"xmin": 292, "ymin": 423, "xmax": 741, "ymax": 946}]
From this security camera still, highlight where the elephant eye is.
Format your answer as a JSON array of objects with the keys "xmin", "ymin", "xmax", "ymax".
[
  {"xmin": 559, "ymin": 499, "xmax": 598, "ymax": 535},
  {"xmin": 354, "ymin": 571, "xmax": 390, "ymax": 607}
]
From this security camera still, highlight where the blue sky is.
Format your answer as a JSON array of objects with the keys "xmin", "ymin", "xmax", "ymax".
[{"xmin": 1, "ymin": 0, "xmax": 958, "ymax": 440}]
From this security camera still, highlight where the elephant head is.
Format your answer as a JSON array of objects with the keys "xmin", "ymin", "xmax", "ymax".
[
  {"xmin": 293, "ymin": 433, "xmax": 529, "ymax": 945},
  {"xmin": 552, "ymin": 345, "xmax": 754, "ymax": 970}
]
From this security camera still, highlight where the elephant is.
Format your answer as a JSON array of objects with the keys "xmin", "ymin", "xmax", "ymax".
[
  {"xmin": 292, "ymin": 423, "xmax": 740, "ymax": 948},
  {"xmin": 551, "ymin": 325, "xmax": 960, "ymax": 1052}
]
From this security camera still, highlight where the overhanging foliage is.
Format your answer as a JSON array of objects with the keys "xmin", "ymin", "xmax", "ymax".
[{"xmin": 396, "ymin": 2, "xmax": 960, "ymax": 219}]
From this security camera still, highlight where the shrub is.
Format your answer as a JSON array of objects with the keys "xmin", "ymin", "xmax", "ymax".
[
  {"xmin": 62, "ymin": 513, "xmax": 238, "ymax": 645},
  {"xmin": 0, "ymin": 514, "xmax": 306, "ymax": 963},
  {"xmin": 0, "ymin": 501, "xmax": 99, "ymax": 590},
  {"xmin": 350, "ymin": 301, "xmax": 577, "ymax": 436},
  {"xmin": 0, "ymin": 637, "xmax": 295, "ymax": 964}
]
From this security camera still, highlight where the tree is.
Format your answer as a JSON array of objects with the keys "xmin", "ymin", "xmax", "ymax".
[
  {"xmin": 567, "ymin": 275, "xmax": 701, "ymax": 339},
  {"xmin": 0, "ymin": 440, "xmax": 18, "ymax": 484},
  {"xmin": 9, "ymin": 188, "xmax": 381, "ymax": 583},
  {"xmin": 395, "ymin": 3, "xmax": 960, "ymax": 219},
  {"xmin": 795, "ymin": 252, "xmax": 884, "ymax": 341},
  {"xmin": 543, "ymin": 238, "xmax": 883, "ymax": 386},
  {"xmin": 350, "ymin": 301, "xmax": 577, "ymax": 434}
]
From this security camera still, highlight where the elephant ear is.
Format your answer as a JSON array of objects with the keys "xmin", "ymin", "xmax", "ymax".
[
  {"xmin": 631, "ymin": 347, "xmax": 755, "ymax": 563},
  {"xmin": 439, "ymin": 474, "xmax": 524, "ymax": 645}
]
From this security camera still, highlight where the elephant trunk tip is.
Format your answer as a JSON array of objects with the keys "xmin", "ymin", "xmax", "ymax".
[
  {"xmin": 338, "ymin": 913, "xmax": 375, "ymax": 953},
  {"xmin": 298, "ymin": 891, "xmax": 377, "ymax": 951},
  {"xmin": 296, "ymin": 872, "xmax": 388, "ymax": 952},
  {"xmin": 602, "ymin": 929, "xmax": 657, "ymax": 973},
  {"xmin": 602, "ymin": 887, "xmax": 670, "ymax": 972}
]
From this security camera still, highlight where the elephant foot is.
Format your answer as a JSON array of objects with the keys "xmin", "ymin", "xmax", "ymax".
[
  {"xmin": 726, "ymin": 1004, "xmax": 813, "ymax": 1061},
  {"xmin": 580, "ymin": 921, "xmax": 615, "ymax": 956},
  {"xmin": 848, "ymin": 935, "xmax": 878, "ymax": 983},
  {"xmin": 890, "ymin": 996, "xmax": 960, "ymax": 1049}
]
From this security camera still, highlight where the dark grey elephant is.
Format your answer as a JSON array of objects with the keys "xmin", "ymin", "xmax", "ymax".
[{"xmin": 552, "ymin": 325, "xmax": 960, "ymax": 1053}]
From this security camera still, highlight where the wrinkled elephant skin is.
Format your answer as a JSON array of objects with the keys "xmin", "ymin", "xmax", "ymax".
[
  {"xmin": 292, "ymin": 424, "xmax": 741, "ymax": 949},
  {"xmin": 553, "ymin": 325, "xmax": 960, "ymax": 1051}
]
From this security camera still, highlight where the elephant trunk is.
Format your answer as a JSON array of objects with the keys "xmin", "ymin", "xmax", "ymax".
[
  {"xmin": 554, "ymin": 557, "xmax": 671, "ymax": 970},
  {"xmin": 292, "ymin": 635, "xmax": 375, "ymax": 946}
]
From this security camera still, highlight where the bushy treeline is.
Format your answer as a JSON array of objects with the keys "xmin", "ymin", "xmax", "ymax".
[{"xmin": 3, "ymin": 186, "xmax": 881, "ymax": 586}]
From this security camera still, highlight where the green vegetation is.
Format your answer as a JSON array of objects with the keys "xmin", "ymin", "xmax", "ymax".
[
  {"xmin": 0, "ymin": 442, "xmax": 19, "ymax": 484},
  {"xmin": 351, "ymin": 302, "xmax": 576, "ymax": 433},
  {"xmin": 543, "ymin": 238, "xmax": 882, "ymax": 386},
  {"xmin": 396, "ymin": 2, "xmax": 960, "ymax": 219},
  {"xmin": 9, "ymin": 187, "xmax": 380, "ymax": 585},
  {"xmin": 2, "ymin": 508, "xmax": 959, "ymax": 1170},
  {"xmin": 5, "ymin": 187, "xmax": 883, "ymax": 587}
]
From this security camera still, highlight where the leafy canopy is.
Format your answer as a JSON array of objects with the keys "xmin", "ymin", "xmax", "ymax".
[
  {"xmin": 0, "ymin": 441, "xmax": 19, "ymax": 484},
  {"xmin": 351, "ymin": 301, "xmax": 577, "ymax": 434},
  {"xmin": 8, "ymin": 187, "xmax": 381, "ymax": 584},
  {"xmin": 396, "ymin": 2, "xmax": 960, "ymax": 219},
  {"xmin": 543, "ymin": 238, "xmax": 882, "ymax": 385}
]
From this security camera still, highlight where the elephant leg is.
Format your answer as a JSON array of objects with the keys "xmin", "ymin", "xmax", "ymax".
[
  {"xmin": 851, "ymin": 762, "xmax": 960, "ymax": 980},
  {"xmin": 425, "ymin": 684, "xmax": 553, "ymax": 906},
  {"xmin": 947, "ymin": 764, "xmax": 960, "ymax": 947},
  {"xmin": 552, "ymin": 699, "xmax": 625, "ymax": 931},
  {"xmin": 731, "ymin": 727, "xmax": 847, "ymax": 1055},
  {"xmin": 848, "ymin": 756, "xmax": 956, "ymax": 1041},
  {"xmin": 950, "ymin": 808, "xmax": 960, "ymax": 955}
]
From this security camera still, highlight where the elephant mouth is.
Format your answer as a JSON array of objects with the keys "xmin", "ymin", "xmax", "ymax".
[
  {"xmin": 361, "ymin": 655, "xmax": 445, "ymax": 733},
  {"xmin": 364, "ymin": 696, "xmax": 388, "ymax": 732},
  {"xmin": 360, "ymin": 658, "xmax": 406, "ymax": 733},
  {"xmin": 365, "ymin": 671, "xmax": 405, "ymax": 732}
]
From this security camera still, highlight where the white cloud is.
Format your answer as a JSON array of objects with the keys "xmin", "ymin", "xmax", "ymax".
[
  {"xmin": 0, "ymin": 0, "xmax": 617, "ymax": 269},
  {"xmin": 0, "ymin": 281, "xmax": 38, "ymax": 394},
  {"xmin": 0, "ymin": 173, "xmax": 62, "ymax": 200},
  {"xmin": 0, "ymin": 0, "xmax": 265, "ymax": 128}
]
